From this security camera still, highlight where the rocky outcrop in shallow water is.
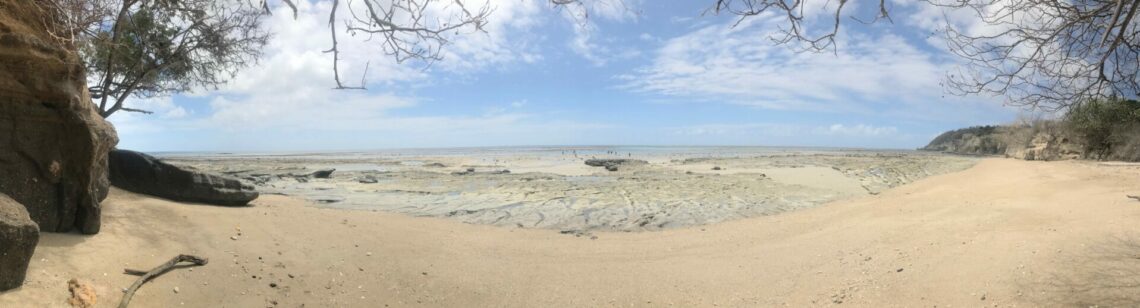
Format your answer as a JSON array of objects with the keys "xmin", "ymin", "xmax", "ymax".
[
  {"xmin": 0, "ymin": 193, "xmax": 38, "ymax": 291},
  {"xmin": 0, "ymin": 3, "xmax": 119, "ymax": 234},
  {"xmin": 109, "ymin": 150, "xmax": 259, "ymax": 206}
]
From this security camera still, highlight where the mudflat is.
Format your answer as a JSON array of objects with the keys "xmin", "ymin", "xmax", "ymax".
[{"xmin": 3, "ymin": 158, "xmax": 1139, "ymax": 307}]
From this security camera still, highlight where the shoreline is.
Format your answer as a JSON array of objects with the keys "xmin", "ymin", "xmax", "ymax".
[{"xmin": 2, "ymin": 158, "xmax": 1139, "ymax": 307}]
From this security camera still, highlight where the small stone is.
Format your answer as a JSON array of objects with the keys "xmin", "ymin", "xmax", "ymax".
[
  {"xmin": 230, "ymin": 236, "xmax": 238, "ymax": 241},
  {"xmin": 270, "ymin": 283, "xmax": 278, "ymax": 288},
  {"xmin": 173, "ymin": 287, "xmax": 180, "ymax": 293},
  {"xmin": 896, "ymin": 268, "xmax": 904, "ymax": 272},
  {"xmin": 366, "ymin": 252, "xmax": 372, "ymax": 256}
]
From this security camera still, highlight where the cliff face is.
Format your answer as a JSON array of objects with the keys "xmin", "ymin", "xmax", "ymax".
[
  {"xmin": 1003, "ymin": 132, "xmax": 1083, "ymax": 161},
  {"xmin": 920, "ymin": 126, "xmax": 1008, "ymax": 156},
  {"xmin": 0, "ymin": 2, "xmax": 119, "ymax": 233},
  {"xmin": 922, "ymin": 125, "xmax": 1083, "ymax": 161}
]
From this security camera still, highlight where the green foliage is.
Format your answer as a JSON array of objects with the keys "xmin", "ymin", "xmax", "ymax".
[
  {"xmin": 922, "ymin": 125, "xmax": 1007, "ymax": 155},
  {"xmin": 1064, "ymin": 98, "xmax": 1140, "ymax": 158},
  {"xmin": 81, "ymin": 0, "xmax": 269, "ymax": 117}
]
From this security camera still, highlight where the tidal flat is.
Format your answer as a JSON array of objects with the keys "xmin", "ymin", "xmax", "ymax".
[{"xmin": 163, "ymin": 146, "xmax": 978, "ymax": 231}]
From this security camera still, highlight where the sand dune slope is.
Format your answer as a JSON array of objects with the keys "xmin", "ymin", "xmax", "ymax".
[{"xmin": 2, "ymin": 159, "xmax": 1139, "ymax": 307}]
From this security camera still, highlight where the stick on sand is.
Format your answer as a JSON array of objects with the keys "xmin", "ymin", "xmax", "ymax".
[{"xmin": 118, "ymin": 254, "xmax": 208, "ymax": 308}]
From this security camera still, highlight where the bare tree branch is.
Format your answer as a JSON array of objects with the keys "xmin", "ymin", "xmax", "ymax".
[{"xmin": 708, "ymin": 0, "xmax": 1140, "ymax": 111}]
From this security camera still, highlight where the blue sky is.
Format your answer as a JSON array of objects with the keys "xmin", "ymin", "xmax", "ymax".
[{"xmin": 111, "ymin": 0, "xmax": 1022, "ymax": 152}]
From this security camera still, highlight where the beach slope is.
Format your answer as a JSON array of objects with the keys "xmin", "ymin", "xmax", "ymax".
[{"xmin": 2, "ymin": 158, "xmax": 1139, "ymax": 307}]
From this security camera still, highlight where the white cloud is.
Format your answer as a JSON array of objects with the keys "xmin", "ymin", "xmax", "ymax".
[
  {"xmin": 620, "ymin": 14, "xmax": 1013, "ymax": 123},
  {"xmin": 668, "ymin": 122, "xmax": 913, "ymax": 148},
  {"xmin": 676, "ymin": 123, "xmax": 898, "ymax": 138},
  {"xmin": 814, "ymin": 124, "xmax": 899, "ymax": 137},
  {"xmin": 557, "ymin": 0, "xmax": 641, "ymax": 66},
  {"xmin": 110, "ymin": 0, "xmax": 617, "ymax": 151},
  {"xmin": 674, "ymin": 123, "xmax": 798, "ymax": 137}
]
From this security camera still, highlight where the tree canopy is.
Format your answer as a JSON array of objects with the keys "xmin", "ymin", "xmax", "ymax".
[{"xmin": 59, "ymin": 0, "xmax": 269, "ymax": 118}]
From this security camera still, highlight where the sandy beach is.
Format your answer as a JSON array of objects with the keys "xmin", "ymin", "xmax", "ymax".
[{"xmin": 2, "ymin": 157, "xmax": 1139, "ymax": 307}]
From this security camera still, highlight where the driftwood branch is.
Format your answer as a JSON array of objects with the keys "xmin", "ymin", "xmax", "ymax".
[{"xmin": 118, "ymin": 254, "xmax": 208, "ymax": 308}]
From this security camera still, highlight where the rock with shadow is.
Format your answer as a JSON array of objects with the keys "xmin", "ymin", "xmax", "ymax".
[
  {"xmin": 109, "ymin": 149, "xmax": 259, "ymax": 206},
  {"xmin": 0, "ymin": 2, "xmax": 118, "ymax": 234},
  {"xmin": 0, "ymin": 193, "xmax": 38, "ymax": 291}
]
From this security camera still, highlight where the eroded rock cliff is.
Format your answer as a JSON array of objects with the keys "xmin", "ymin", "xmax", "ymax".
[{"xmin": 0, "ymin": 2, "xmax": 118, "ymax": 233}]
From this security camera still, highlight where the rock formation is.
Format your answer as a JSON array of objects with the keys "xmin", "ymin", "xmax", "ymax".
[
  {"xmin": 1004, "ymin": 132, "xmax": 1083, "ymax": 161},
  {"xmin": 0, "ymin": 193, "xmax": 39, "ymax": 291},
  {"xmin": 310, "ymin": 169, "xmax": 335, "ymax": 179},
  {"xmin": 0, "ymin": 2, "xmax": 119, "ymax": 234},
  {"xmin": 584, "ymin": 159, "xmax": 648, "ymax": 171},
  {"xmin": 109, "ymin": 150, "xmax": 259, "ymax": 206},
  {"xmin": 922, "ymin": 125, "xmax": 1084, "ymax": 161}
]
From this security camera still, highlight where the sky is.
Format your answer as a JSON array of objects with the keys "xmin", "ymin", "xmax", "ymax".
[{"xmin": 112, "ymin": 0, "xmax": 1026, "ymax": 152}]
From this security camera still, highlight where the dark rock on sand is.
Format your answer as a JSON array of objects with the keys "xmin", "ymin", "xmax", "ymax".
[
  {"xmin": 245, "ymin": 174, "xmax": 273, "ymax": 185},
  {"xmin": 109, "ymin": 149, "xmax": 259, "ymax": 206},
  {"xmin": 0, "ymin": 194, "xmax": 39, "ymax": 291},
  {"xmin": 452, "ymin": 169, "xmax": 510, "ymax": 176},
  {"xmin": 0, "ymin": 3, "xmax": 119, "ymax": 234},
  {"xmin": 310, "ymin": 196, "xmax": 345, "ymax": 204},
  {"xmin": 310, "ymin": 169, "xmax": 335, "ymax": 179},
  {"xmin": 585, "ymin": 159, "xmax": 647, "ymax": 171}
]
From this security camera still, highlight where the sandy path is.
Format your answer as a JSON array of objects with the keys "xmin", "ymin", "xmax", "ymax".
[{"xmin": 2, "ymin": 158, "xmax": 1139, "ymax": 307}]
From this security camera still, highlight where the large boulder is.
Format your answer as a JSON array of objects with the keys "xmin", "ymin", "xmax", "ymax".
[
  {"xmin": 109, "ymin": 149, "xmax": 259, "ymax": 206},
  {"xmin": 0, "ymin": 193, "xmax": 39, "ymax": 291},
  {"xmin": 0, "ymin": 2, "xmax": 119, "ymax": 234}
]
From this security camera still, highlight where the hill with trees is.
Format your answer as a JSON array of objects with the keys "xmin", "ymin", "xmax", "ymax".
[{"xmin": 923, "ymin": 99, "xmax": 1140, "ymax": 162}]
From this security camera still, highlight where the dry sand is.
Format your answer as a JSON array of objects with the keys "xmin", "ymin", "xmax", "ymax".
[{"xmin": 2, "ymin": 158, "xmax": 1140, "ymax": 307}]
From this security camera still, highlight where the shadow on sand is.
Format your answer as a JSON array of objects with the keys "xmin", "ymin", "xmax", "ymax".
[{"xmin": 1026, "ymin": 234, "xmax": 1140, "ymax": 307}]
